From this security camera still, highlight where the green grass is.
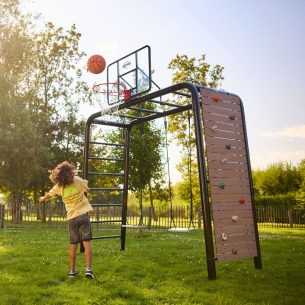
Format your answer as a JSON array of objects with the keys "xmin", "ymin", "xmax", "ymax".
[{"xmin": 0, "ymin": 227, "xmax": 304, "ymax": 305}]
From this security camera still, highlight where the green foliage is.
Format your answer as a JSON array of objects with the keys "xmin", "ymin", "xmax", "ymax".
[
  {"xmin": 294, "ymin": 189, "xmax": 305, "ymax": 208},
  {"xmin": 292, "ymin": 160, "xmax": 305, "ymax": 208},
  {"xmin": 105, "ymin": 114, "xmax": 164, "ymax": 193},
  {"xmin": 175, "ymin": 155, "xmax": 200, "ymax": 208},
  {"xmin": 255, "ymin": 194, "xmax": 298, "ymax": 207},
  {"xmin": 167, "ymin": 55, "xmax": 224, "ymax": 146},
  {"xmin": 0, "ymin": 227, "xmax": 304, "ymax": 305},
  {"xmin": 0, "ymin": 1, "xmax": 90, "ymax": 220},
  {"xmin": 297, "ymin": 159, "xmax": 305, "ymax": 186},
  {"xmin": 253, "ymin": 162, "xmax": 301, "ymax": 196},
  {"xmin": 168, "ymin": 54, "xmax": 224, "ymax": 88},
  {"xmin": 128, "ymin": 123, "xmax": 164, "ymax": 192}
]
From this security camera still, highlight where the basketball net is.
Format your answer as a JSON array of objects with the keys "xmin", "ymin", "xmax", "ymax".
[{"xmin": 92, "ymin": 83, "xmax": 130, "ymax": 118}]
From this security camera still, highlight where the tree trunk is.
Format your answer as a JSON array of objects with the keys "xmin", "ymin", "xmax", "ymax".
[
  {"xmin": 34, "ymin": 185, "xmax": 41, "ymax": 220},
  {"xmin": 41, "ymin": 202, "xmax": 47, "ymax": 223},
  {"xmin": 139, "ymin": 189, "xmax": 143, "ymax": 226},
  {"xmin": 148, "ymin": 182, "xmax": 158, "ymax": 221},
  {"xmin": 0, "ymin": 204, "xmax": 5, "ymax": 228},
  {"xmin": 40, "ymin": 184, "xmax": 47, "ymax": 223},
  {"xmin": 11, "ymin": 191, "xmax": 22, "ymax": 224}
]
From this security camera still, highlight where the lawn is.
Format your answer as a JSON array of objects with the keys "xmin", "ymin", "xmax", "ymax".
[{"xmin": 0, "ymin": 227, "xmax": 304, "ymax": 305}]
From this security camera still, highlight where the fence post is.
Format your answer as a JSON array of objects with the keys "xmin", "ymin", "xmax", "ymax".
[{"xmin": 288, "ymin": 207, "xmax": 293, "ymax": 228}]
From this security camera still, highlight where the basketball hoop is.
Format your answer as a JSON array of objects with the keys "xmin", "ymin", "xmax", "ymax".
[{"xmin": 92, "ymin": 82, "xmax": 131, "ymax": 117}]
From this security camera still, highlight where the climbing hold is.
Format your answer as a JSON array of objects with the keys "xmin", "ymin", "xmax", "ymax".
[
  {"xmin": 220, "ymin": 158, "xmax": 227, "ymax": 164},
  {"xmin": 229, "ymin": 114, "xmax": 236, "ymax": 120},
  {"xmin": 221, "ymin": 233, "xmax": 228, "ymax": 241},
  {"xmin": 225, "ymin": 144, "xmax": 231, "ymax": 149},
  {"xmin": 218, "ymin": 183, "xmax": 225, "ymax": 189},
  {"xmin": 212, "ymin": 96, "xmax": 220, "ymax": 102},
  {"xmin": 239, "ymin": 198, "xmax": 245, "ymax": 204},
  {"xmin": 232, "ymin": 249, "xmax": 238, "ymax": 255},
  {"xmin": 211, "ymin": 125, "xmax": 218, "ymax": 132},
  {"xmin": 232, "ymin": 215, "xmax": 239, "ymax": 222}
]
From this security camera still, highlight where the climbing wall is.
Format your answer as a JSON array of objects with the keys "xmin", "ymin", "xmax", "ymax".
[{"xmin": 200, "ymin": 88, "xmax": 259, "ymax": 262}]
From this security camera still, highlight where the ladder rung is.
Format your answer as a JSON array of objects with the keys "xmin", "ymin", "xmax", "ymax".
[
  {"xmin": 127, "ymin": 107, "xmax": 162, "ymax": 114},
  {"xmin": 91, "ymin": 219, "xmax": 122, "ymax": 224},
  {"xmin": 89, "ymin": 141, "xmax": 124, "ymax": 147},
  {"xmin": 119, "ymin": 114, "xmax": 140, "ymax": 119},
  {"xmin": 92, "ymin": 235, "xmax": 121, "ymax": 240},
  {"xmin": 88, "ymin": 157, "xmax": 124, "ymax": 162},
  {"xmin": 91, "ymin": 204, "xmax": 123, "ymax": 207},
  {"xmin": 150, "ymin": 99, "xmax": 181, "ymax": 108},
  {"xmin": 90, "ymin": 187, "xmax": 124, "ymax": 191},
  {"xmin": 88, "ymin": 172, "xmax": 124, "ymax": 176}
]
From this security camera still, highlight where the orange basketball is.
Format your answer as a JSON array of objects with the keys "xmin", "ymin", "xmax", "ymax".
[{"xmin": 87, "ymin": 54, "xmax": 106, "ymax": 74}]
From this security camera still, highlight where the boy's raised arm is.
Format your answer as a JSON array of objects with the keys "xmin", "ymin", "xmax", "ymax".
[{"xmin": 39, "ymin": 193, "xmax": 52, "ymax": 203}]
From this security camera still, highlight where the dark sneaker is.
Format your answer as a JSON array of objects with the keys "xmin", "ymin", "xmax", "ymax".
[
  {"xmin": 69, "ymin": 270, "xmax": 78, "ymax": 277},
  {"xmin": 85, "ymin": 270, "xmax": 94, "ymax": 279}
]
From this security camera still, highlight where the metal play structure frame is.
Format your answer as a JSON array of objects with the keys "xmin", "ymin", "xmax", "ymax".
[{"xmin": 83, "ymin": 46, "xmax": 262, "ymax": 280}]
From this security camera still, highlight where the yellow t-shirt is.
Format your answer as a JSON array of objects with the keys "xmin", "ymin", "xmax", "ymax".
[{"xmin": 47, "ymin": 176, "xmax": 93, "ymax": 220}]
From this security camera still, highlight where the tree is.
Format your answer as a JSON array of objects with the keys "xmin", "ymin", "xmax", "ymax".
[
  {"xmin": 297, "ymin": 159, "xmax": 305, "ymax": 188},
  {"xmin": 0, "ymin": 1, "xmax": 42, "ymax": 222},
  {"xmin": 0, "ymin": 1, "xmax": 90, "ymax": 222},
  {"xmin": 294, "ymin": 159, "xmax": 305, "ymax": 208},
  {"xmin": 168, "ymin": 54, "xmax": 224, "ymax": 201},
  {"xmin": 25, "ymin": 22, "xmax": 90, "ymax": 220},
  {"xmin": 252, "ymin": 162, "xmax": 301, "ymax": 196}
]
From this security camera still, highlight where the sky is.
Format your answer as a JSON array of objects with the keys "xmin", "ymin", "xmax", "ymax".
[{"xmin": 22, "ymin": 0, "xmax": 305, "ymax": 182}]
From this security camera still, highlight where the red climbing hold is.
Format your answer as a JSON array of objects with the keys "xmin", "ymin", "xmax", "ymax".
[
  {"xmin": 212, "ymin": 96, "xmax": 220, "ymax": 102},
  {"xmin": 239, "ymin": 198, "xmax": 245, "ymax": 204}
]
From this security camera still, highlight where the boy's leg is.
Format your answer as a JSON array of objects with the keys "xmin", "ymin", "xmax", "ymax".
[
  {"xmin": 82, "ymin": 240, "xmax": 92, "ymax": 269},
  {"xmin": 69, "ymin": 243, "xmax": 78, "ymax": 272},
  {"xmin": 83, "ymin": 241, "xmax": 94, "ymax": 279},
  {"xmin": 78, "ymin": 214, "xmax": 94, "ymax": 278}
]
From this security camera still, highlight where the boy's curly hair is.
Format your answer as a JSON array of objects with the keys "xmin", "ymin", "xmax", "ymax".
[{"xmin": 49, "ymin": 161, "xmax": 76, "ymax": 187}]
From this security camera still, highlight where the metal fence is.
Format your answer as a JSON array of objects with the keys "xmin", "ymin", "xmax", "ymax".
[{"xmin": 1, "ymin": 202, "xmax": 305, "ymax": 229}]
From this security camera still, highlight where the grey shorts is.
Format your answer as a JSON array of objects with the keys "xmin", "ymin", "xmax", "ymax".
[{"xmin": 68, "ymin": 214, "xmax": 92, "ymax": 244}]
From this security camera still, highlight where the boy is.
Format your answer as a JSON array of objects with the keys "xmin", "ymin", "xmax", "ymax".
[{"xmin": 39, "ymin": 161, "xmax": 94, "ymax": 279}]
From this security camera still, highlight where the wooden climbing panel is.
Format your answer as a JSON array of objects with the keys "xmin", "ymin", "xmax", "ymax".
[{"xmin": 200, "ymin": 88, "xmax": 259, "ymax": 262}]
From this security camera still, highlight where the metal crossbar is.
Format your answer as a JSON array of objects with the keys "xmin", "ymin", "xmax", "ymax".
[
  {"xmin": 88, "ymin": 157, "xmax": 124, "ymax": 162},
  {"xmin": 90, "ymin": 187, "xmax": 124, "ymax": 191},
  {"xmin": 88, "ymin": 172, "xmax": 124, "ymax": 176},
  {"xmin": 89, "ymin": 141, "xmax": 124, "ymax": 147},
  {"xmin": 92, "ymin": 235, "xmax": 121, "ymax": 240},
  {"xmin": 90, "ymin": 219, "xmax": 122, "ymax": 224}
]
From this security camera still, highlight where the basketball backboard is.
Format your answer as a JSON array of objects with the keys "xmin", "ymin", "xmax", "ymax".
[{"xmin": 106, "ymin": 45, "xmax": 152, "ymax": 105}]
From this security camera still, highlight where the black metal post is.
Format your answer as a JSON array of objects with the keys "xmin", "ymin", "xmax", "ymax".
[
  {"xmin": 80, "ymin": 119, "xmax": 92, "ymax": 253},
  {"xmin": 239, "ymin": 99, "xmax": 262, "ymax": 269},
  {"xmin": 120, "ymin": 127, "xmax": 131, "ymax": 250},
  {"xmin": 191, "ymin": 85, "xmax": 216, "ymax": 280}
]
